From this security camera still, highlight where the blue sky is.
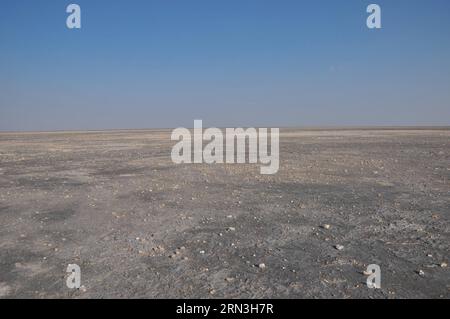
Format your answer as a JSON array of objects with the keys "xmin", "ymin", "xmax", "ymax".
[{"xmin": 1, "ymin": 0, "xmax": 450, "ymax": 131}]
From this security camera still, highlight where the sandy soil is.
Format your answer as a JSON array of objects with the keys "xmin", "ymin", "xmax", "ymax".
[{"xmin": 0, "ymin": 129, "xmax": 449, "ymax": 298}]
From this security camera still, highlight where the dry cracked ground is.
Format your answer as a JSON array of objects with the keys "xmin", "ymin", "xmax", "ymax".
[{"xmin": 0, "ymin": 129, "xmax": 449, "ymax": 299}]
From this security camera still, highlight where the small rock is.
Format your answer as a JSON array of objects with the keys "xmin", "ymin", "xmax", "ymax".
[
  {"xmin": 440, "ymin": 262, "xmax": 447, "ymax": 268},
  {"xmin": 363, "ymin": 269, "xmax": 373, "ymax": 276},
  {"xmin": 417, "ymin": 270, "xmax": 425, "ymax": 277},
  {"xmin": 322, "ymin": 224, "xmax": 331, "ymax": 230},
  {"xmin": 258, "ymin": 263, "xmax": 266, "ymax": 269},
  {"xmin": 226, "ymin": 227, "xmax": 236, "ymax": 232},
  {"xmin": 0, "ymin": 283, "xmax": 12, "ymax": 297},
  {"xmin": 334, "ymin": 245, "xmax": 344, "ymax": 251},
  {"xmin": 199, "ymin": 250, "xmax": 205, "ymax": 254}
]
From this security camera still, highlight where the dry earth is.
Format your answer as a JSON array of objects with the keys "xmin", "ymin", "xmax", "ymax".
[{"xmin": 0, "ymin": 129, "xmax": 449, "ymax": 298}]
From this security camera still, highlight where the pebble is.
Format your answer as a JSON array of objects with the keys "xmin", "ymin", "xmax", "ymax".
[
  {"xmin": 199, "ymin": 250, "xmax": 205, "ymax": 254},
  {"xmin": 417, "ymin": 270, "xmax": 425, "ymax": 277},
  {"xmin": 226, "ymin": 227, "xmax": 236, "ymax": 232},
  {"xmin": 334, "ymin": 245, "xmax": 344, "ymax": 251},
  {"xmin": 258, "ymin": 263, "xmax": 266, "ymax": 269},
  {"xmin": 322, "ymin": 224, "xmax": 331, "ymax": 230},
  {"xmin": 440, "ymin": 262, "xmax": 447, "ymax": 268}
]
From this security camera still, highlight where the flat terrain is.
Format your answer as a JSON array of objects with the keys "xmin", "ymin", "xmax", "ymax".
[{"xmin": 0, "ymin": 129, "xmax": 449, "ymax": 299}]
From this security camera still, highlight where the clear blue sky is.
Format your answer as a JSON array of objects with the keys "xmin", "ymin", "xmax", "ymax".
[{"xmin": 1, "ymin": 0, "xmax": 449, "ymax": 131}]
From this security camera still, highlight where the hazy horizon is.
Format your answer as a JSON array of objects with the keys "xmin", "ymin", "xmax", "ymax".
[{"xmin": 1, "ymin": 0, "xmax": 450, "ymax": 131}]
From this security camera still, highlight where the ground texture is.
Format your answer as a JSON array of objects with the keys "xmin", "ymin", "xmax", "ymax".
[{"xmin": 0, "ymin": 129, "xmax": 449, "ymax": 298}]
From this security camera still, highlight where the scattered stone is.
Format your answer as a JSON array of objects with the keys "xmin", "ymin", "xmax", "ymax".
[
  {"xmin": 363, "ymin": 269, "xmax": 373, "ymax": 276},
  {"xmin": 199, "ymin": 250, "xmax": 205, "ymax": 254},
  {"xmin": 226, "ymin": 227, "xmax": 236, "ymax": 232},
  {"xmin": 258, "ymin": 263, "xmax": 266, "ymax": 269},
  {"xmin": 322, "ymin": 224, "xmax": 331, "ymax": 230},
  {"xmin": 0, "ymin": 283, "xmax": 12, "ymax": 297},
  {"xmin": 417, "ymin": 270, "xmax": 425, "ymax": 277},
  {"xmin": 225, "ymin": 277, "xmax": 234, "ymax": 282},
  {"xmin": 152, "ymin": 246, "xmax": 165, "ymax": 253},
  {"xmin": 334, "ymin": 245, "xmax": 344, "ymax": 251}
]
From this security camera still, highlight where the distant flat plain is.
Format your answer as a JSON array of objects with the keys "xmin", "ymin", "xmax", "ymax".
[{"xmin": 0, "ymin": 128, "xmax": 449, "ymax": 298}]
